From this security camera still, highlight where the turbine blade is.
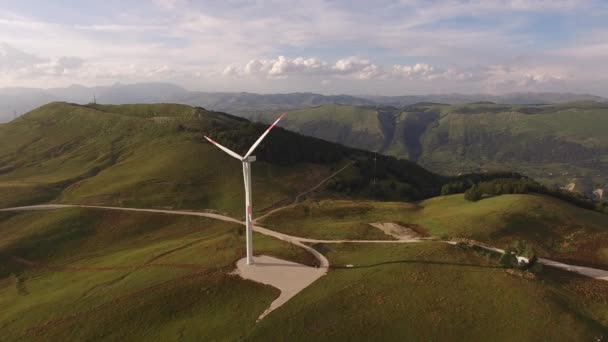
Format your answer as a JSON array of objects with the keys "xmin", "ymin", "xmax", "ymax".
[
  {"xmin": 204, "ymin": 136, "xmax": 243, "ymax": 160},
  {"xmin": 244, "ymin": 113, "xmax": 285, "ymax": 158}
]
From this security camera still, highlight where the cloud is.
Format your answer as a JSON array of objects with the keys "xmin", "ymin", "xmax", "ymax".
[
  {"xmin": 480, "ymin": 65, "xmax": 569, "ymax": 93},
  {"xmin": 0, "ymin": 1, "xmax": 607, "ymax": 94},
  {"xmin": 0, "ymin": 42, "xmax": 45, "ymax": 69},
  {"xmin": 221, "ymin": 56, "xmax": 385, "ymax": 80}
]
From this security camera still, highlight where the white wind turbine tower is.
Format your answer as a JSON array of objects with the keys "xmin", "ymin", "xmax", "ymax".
[{"xmin": 204, "ymin": 113, "xmax": 286, "ymax": 265}]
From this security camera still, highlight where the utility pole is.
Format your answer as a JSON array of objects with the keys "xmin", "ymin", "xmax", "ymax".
[{"xmin": 12, "ymin": 110, "xmax": 17, "ymax": 121}]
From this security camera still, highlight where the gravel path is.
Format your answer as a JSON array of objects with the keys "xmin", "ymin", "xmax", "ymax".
[{"xmin": 3, "ymin": 196, "xmax": 607, "ymax": 320}]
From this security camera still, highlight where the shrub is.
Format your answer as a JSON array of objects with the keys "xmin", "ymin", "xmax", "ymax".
[
  {"xmin": 500, "ymin": 240, "xmax": 539, "ymax": 272},
  {"xmin": 464, "ymin": 185, "xmax": 482, "ymax": 201}
]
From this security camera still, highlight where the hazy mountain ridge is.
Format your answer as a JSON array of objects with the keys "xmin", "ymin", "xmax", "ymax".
[{"xmin": 1, "ymin": 82, "xmax": 605, "ymax": 122}]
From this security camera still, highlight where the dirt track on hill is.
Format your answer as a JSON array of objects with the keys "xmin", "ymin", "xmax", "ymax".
[
  {"xmin": 10, "ymin": 256, "xmax": 205, "ymax": 272},
  {"xmin": 2, "ymin": 161, "xmax": 607, "ymax": 323},
  {"xmin": 3, "ymin": 203, "xmax": 607, "ymax": 281}
]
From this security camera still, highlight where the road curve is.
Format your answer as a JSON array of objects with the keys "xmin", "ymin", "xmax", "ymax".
[
  {"xmin": 0, "ymin": 204, "xmax": 329, "ymax": 269},
  {"xmin": 2, "ymin": 204, "xmax": 608, "ymax": 282}
]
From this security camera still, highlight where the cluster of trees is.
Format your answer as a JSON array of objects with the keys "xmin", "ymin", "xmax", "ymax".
[
  {"xmin": 326, "ymin": 155, "xmax": 443, "ymax": 201},
  {"xmin": 441, "ymin": 172, "xmax": 526, "ymax": 196},
  {"xmin": 458, "ymin": 177, "xmax": 608, "ymax": 215}
]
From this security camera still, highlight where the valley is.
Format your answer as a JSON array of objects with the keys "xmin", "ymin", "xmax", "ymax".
[{"xmin": 247, "ymin": 102, "xmax": 608, "ymax": 199}]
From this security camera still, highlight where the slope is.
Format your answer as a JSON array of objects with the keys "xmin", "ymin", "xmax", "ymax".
[
  {"xmin": 0, "ymin": 208, "xmax": 314, "ymax": 341},
  {"xmin": 260, "ymin": 194, "xmax": 608, "ymax": 269},
  {"xmin": 253, "ymin": 102, "xmax": 608, "ymax": 195},
  {"xmin": 0, "ymin": 102, "xmax": 442, "ymax": 216}
]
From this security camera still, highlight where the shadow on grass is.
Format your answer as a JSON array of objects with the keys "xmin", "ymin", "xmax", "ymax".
[
  {"xmin": 332, "ymin": 259, "xmax": 502, "ymax": 270},
  {"xmin": 253, "ymin": 262, "xmax": 311, "ymax": 268}
]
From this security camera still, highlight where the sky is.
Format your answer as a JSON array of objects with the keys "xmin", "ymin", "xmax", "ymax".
[{"xmin": 0, "ymin": 0, "xmax": 607, "ymax": 96}]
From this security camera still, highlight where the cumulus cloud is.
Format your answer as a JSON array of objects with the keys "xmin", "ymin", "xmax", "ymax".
[
  {"xmin": 392, "ymin": 63, "xmax": 436, "ymax": 79},
  {"xmin": 0, "ymin": 1, "xmax": 607, "ymax": 94},
  {"xmin": 221, "ymin": 56, "xmax": 386, "ymax": 80},
  {"xmin": 332, "ymin": 57, "xmax": 382, "ymax": 80},
  {"xmin": 220, "ymin": 56, "xmax": 480, "ymax": 83},
  {"xmin": 481, "ymin": 65, "xmax": 568, "ymax": 93}
]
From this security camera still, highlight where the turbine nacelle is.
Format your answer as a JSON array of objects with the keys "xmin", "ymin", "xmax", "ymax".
[{"xmin": 203, "ymin": 112, "xmax": 285, "ymax": 162}]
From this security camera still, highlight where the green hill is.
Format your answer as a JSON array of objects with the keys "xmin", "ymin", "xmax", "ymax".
[
  {"xmin": 1, "ymin": 102, "xmax": 608, "ymax": 339},
  {"xmin": 260, "ymin": 194, "xmax": 608, "ymax": 269},
  {"xmin": 0, "ymin": 102, "xmax": 443, "ymax": 215},
  {"xmin": 0, "ymin": 208, "xmax": 314, "ymax": 340},
  {"xmin": 251, "ymin": 102, "xmax": 608, "ymax": 196},
  {"xmin": 247, "ymin": 104, "xmax": 387, "ymax": 152},
  {"xmin": 1, "ymin": 209, "xmax": 606, "ymax": 340}
]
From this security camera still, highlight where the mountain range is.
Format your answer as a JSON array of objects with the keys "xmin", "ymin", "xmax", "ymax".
[{"xmin": 1, "ymin": 82, "xmax": 606, "ymax": 123}]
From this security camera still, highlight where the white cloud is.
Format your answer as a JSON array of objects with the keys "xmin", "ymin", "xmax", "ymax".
[{"xmin": 0, "ymin": 1, "xmax": 607, "ymax": 94}]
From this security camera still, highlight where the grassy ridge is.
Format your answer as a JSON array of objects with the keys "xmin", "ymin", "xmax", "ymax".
[
  {"xmin": 260, "ymin": 194, "xmax": 608, "ymax": 268},
  {"xmin": 0, "ymin": 103, "xmax": 337, "ymax": 215},
  {"xmin": 0, "ymin": 102, "xmax": 443, "ymax": 215}
]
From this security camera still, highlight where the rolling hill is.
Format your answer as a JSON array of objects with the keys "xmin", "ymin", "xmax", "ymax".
[
  {"xmin": 0, "ymin": 102, "xmax": 442, "ymax": 216},
  {"xmin": 249, "ymin": 102, "xmax": 608, "ymax": 198},
  {"xmin": 1, "ymin": 208, "xmax": 607, "ymax": 340},
  {"xmin": 1, "ymin": 102, "xmax": 608, "ymax": 340},
  {"xmin": 260, "ymin": 194, "xmax": 608, "ymax": 269}
]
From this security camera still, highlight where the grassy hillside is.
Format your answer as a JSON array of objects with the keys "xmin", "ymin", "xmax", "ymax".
[
  {"xmin": 251, "ymin": 242, "xmax": 608, "ymax": 341},
  {"xmin": 247, "ymin": 105, "xmax": 386, "ymax": 152},
  {"xmin": 2, "ymin": 209, "xmax": 606, "ymax": 340},
  {"xmin": 254, "ymin": 102, "xmax": 608, "ymax": 196},
  {"xmin": 0, "ymin": 208, "xmax": 314, "ymax": 341},
  {"xmin": 260, "ymin": 194, "xmax": 608, "ymax": 268},
  {"xmin": 0, "ymin": 102, "xmax": 442, "ymax": 216}
]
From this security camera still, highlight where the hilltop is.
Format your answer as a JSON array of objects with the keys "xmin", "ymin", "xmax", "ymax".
[{"xmin": 0, "ymin": 102, "xmax": 442, "ymax": 215}]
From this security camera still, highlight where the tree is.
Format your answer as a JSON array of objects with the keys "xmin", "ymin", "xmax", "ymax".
[{"xmin": 464, "ymin": 185, "xmax": 482, "ymax": 201}]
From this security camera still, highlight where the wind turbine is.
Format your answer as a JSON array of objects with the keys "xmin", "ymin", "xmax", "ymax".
[{"xmin": 204, "ymin": 113, "xmax": 286, "ymax": 265}]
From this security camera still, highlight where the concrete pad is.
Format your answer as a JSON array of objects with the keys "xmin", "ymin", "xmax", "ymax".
[{"xmin": 232, "ymin": 255, "xmax": 325, "ymax": 320}]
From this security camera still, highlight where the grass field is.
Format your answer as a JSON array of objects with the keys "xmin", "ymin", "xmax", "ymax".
[
  {"xmin": 260, "ymin": 194, "xmax": 608, "ymax": 268},
  {"xmin": 2, "ymin": 209, "xmax": 606, "ymax": 340},
  {"xmin": 250, "ymin": 242, "xmax": 608, "ymax": 341},
  {"xmin": 0, "ymin": 208, "xmax": 314, "ymax": 341},
  {"xmin": 0, "ymin": 102, "xmax": 343, "ymax": 216}
]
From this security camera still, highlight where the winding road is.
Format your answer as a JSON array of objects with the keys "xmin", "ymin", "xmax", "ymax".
[
  {"xmin": 2, "ymin": 168, "xmax": 608, "ymax": 319},
  {"xmin": 3, "ymin": 203, "xmax": 606, "ymax": 281}
]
